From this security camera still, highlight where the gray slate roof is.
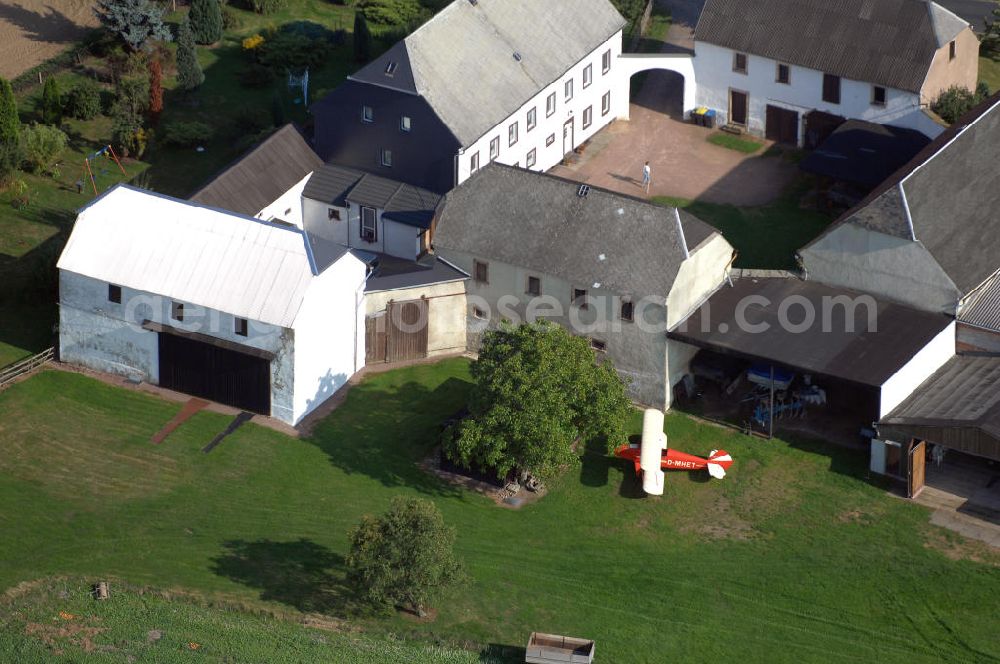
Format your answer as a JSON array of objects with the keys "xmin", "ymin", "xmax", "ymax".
[
  {"xmin": 366, "ymin": 254, "xmax": 468, "ymax": 293},
  {"xmin": 190, "ymin": 125, "xmax": 322, "ymax": 217},
  {"xmin": 302, "ymin": 163, "xmax": 442, "ymax": 229},
  {"xmin": 881, "ymin": 355, "xmax": 1000, "ymax": 438},
  {"xmin": 350, "ymin": 0, "xmax": 626, "ymax": 146},
  {"xmin": 432, "ymin": 164, "xmax": 719, "ymax": 298},
  {"xmin": 669, "ymin": 277, "xmax": 954, "ymax": 387},
  {"xmin": 807, "ymin": 94, "xmax": 1000, "ymax": 295},
  {"xmin": 694, "ymin": 0, "xmax": 969, "ymax": 93}
]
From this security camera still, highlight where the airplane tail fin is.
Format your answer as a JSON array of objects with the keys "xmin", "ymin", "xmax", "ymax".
[{"xmin": 706, "ymin": 450, "xmax": 733, "ymax": 480}]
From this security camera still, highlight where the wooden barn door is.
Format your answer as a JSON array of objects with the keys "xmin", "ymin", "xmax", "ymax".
[
  {"xmin": 386, "ymin": 298, "xmax": 429, "ymax": 363},
  {"xmin": 907, "ymin": 440, "xmax": 926, "ymax": 499},
  {"xmin": 765, "ymin": 105, "xmax": 799, "ymax": 145},
  {"xmin": 365, "ymin": 312, "xmax": 387, "ymax": 364}
]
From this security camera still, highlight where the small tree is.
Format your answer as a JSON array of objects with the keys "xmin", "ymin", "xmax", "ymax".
[
  {"xmin": 0, "ymin": 77, "xmax": 20, "ymax": 184},
  {"xmin": 353, "ymin": 11, "xmax": 373, "ymax": 63},
  {"xmin": 65, "ymin": 81, "xmax": 102, "ymax": 120},
  {"xmin": 148, "ymin": 59, "xmax": 164, "ymax": 123},
  {"xmin": 347, "ymin": 497, "xmax": 463, "ymax": 617},
  {"xmin": 445, "ymin": 322, "xmax": 632, "ymax": 481},
  {"xmin": 189, "ymin": 0, "xmax": 223, "ymax": 45},
  {"xmin": 41, "ymin": 77, "xmax": 62, "ymax": 126},
  {"xmin": 93, "ymin": 0, "xmax": 172, "ymax": 52},
  {"xmin": 176, "ymin": 18, "xmax": 205, "ymax": 90},
  {"xmin": 19, "ymin": 123, "xmax": 68, "ymax": 176}
]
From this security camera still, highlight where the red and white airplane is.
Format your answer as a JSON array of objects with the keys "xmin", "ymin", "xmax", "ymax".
[
  {"xmin": 615, "ymin": 444, "xmax": 734, "ymax": 480},
  {"xmin": 615, "ymin": 409, "xmax": 734, "ymax": 495}
]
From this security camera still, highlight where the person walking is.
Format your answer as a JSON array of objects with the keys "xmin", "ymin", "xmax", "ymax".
[{"xmin": 641, "ymin": 161, "xmax": 651, "ymax": 193}]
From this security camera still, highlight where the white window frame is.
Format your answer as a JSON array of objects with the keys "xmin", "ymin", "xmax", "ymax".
[
  {"xmin": 509, "ymin": 121, "xmax": 518, "ymax": 147},
  {"xmin": 470, "ymin": 151, "xmax": 480, "ymax": 172},
  {"xmin": 564, "ymin": 78, "xmax": 574, "ymax": 102},
  {"xmin": 489, "ymin": 136, "xmax": 500, "ymax": 161},
  {"xmin": 380, "ymin": 148, "xmax": 392, "ymax": 167},
  {"xmin": 527, "ymin": 107, "xmax": 537, "ymax": 131},
  {"xmin": 526, "ymin": 148, "xmax": 536, "ymax": 168},
  {"xmin": 602, "ymin": 49, "xmax": 611, "ymax": 74},
  {"xmin": 400, "ymin": 115, "xmax": 411, "ymax": 132},
  {"xmin": 362, "ymin": 105, "xmax": 374, "ymax": 123},
  {"xmin": 583, "ymin": 64, "xmax": 593, "ymax": 89},
  {"xmin": 602, "ymin": 91, "xmax": 611, "ymax": 116},
  {"xmin": 546, "ymin": 92, "xmax": 556, "ymax": 117},
  {"xmin": 583, "ymin": 105, "xmax": 592, "ymax": 129}
]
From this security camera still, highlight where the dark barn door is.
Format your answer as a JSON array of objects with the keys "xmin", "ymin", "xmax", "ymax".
[
  {"xmin": 158, "ymin": 332, "xmax": 271, "ymax": 415},
  {"xmin": 765, "ymin": 105, "xmax": 799, "ymax": 145},
  {"xmin": 386, "ymin": 299, "xmax": 429, "ymax": 363}
]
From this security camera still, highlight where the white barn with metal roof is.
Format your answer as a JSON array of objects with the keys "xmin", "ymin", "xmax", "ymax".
[{"xmin": 57, "ymin": 185, "xmax": 368, "ymax": 425}]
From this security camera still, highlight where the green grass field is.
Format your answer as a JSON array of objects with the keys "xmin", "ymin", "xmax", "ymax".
[
  {"xmin": 654, "ymin": 178, "xmax": 834, "ymax": 270},
  {"xmin": 1, "ymin": 579, "xmax": 503, "ymax": 663},
  {"xmin": 0, "ymin": 362, "xmax": 998, "ymax": 662}
]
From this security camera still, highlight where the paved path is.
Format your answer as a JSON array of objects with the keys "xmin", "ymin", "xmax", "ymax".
[
  {"xmin": 550, "ymin": 0, "xmax": 796, "ymax": 206},
  {"xmin": 914, "ymin": 460, "xmax": 1000, "ymax": 548}
]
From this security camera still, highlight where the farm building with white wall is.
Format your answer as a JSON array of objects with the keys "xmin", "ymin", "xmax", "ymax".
[{"xmin": 57, "ymin": 186, "xmax": 369, "ymax": 425}]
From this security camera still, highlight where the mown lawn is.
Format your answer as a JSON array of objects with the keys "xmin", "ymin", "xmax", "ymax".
[
  {"xmin": 654, "ymin": 177, "xmax": 834, "ymax": 270},
  {"xmin": 0, "ymin": 361, "xmax": 998, "ymax": 662}
]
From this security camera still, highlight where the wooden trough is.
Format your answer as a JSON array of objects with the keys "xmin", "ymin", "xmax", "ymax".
[{"xmin": 525, "ymin": 632, "xmax": 595, "ymax": 663}]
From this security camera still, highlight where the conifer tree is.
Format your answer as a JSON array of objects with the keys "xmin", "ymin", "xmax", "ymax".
[
  {"xmin": 189, "ymin": 0, "xmax": 223, "ymax": 45},
  {"xmin": 176, "ymin": 18, "xmax": 205, "ymax": 90}
]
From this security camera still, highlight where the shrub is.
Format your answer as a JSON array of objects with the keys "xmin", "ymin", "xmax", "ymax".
[
  {"xmin": 932, "ymin": 83, "xmax": 991, "ymax": 124},
  {"xmin": 221, "ymin": 5, "xmax": 244, "ymax": 30},
  {"xmin": 232, "ymin": 105, "xmax": 271, "ymax": 134},
  {"xmin": 359, "ymin": 0, "xmax": 423, "ymax": 25},
  {"xmin": 241, "ymin": 34, "xmax": 265, "ymax": 51},
  {"xmin": 258, "ymin": 31, "xmax": 328, "ymax": 72},
  {"xmin": 65, "ymin": 81, "xmax": 102, "ymax": 120},
  {"xmin": 347, "ymin": 497, "xmax": 463, "ymax": 617},
  {"xmin": 237, "ymin": 63, "xmax": 274, "ymax": 88},
  {"xmin": 19, "ymin": 123, "xmax": 67, "ymax": 176},
  {"xmin": 244, "ymin": 0, "xmax": 286, "ymax": 15},
  {"xmin": 161, "ymin": 121, "xmax": 212, "ymax": 147},
  {"xmin": 41, "ymin": 77, "xmax": 62, "ymax": 126},
  {"xmin": 111, "ymin": 104, "xmax": 146, "ymax": 158},
  {"xmin": 190, "ymin": 0, "xmax": 223, "ymax": 45}
]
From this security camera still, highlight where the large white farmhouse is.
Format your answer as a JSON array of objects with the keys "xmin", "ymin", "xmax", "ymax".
[
  {"xmin": 692, "ymin": 0, "xmax": 980, "ymax": 145},
  {"xmin": 311, "ymin": 0, "xmax": 631, "ymax": 193}
]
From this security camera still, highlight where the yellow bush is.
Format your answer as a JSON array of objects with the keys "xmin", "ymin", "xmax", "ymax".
[{"xmin": 242, "ymin": 34, "xmax": 265, "ymax": 50}]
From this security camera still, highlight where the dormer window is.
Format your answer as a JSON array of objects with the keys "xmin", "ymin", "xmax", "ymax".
[{"xmin": 385, "ymin": 61, "xmax": 398, "ymax": 76}]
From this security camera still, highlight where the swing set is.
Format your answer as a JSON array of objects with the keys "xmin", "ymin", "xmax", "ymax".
[{"xmin": 81, "ymin": 145, "xmax": 127, "ymax": 196}]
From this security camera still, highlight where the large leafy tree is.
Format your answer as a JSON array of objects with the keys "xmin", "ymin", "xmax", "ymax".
[
  {"xmin": 176, "ymin": 18, "xmax": 205, "ymax": 90},
  {"xmin": 189, "ymin": 0, "xmax": 223, "ymax": 45},
  {"xmin": 347, "ymin": 497, "xmax": 463, "ymax": 617},
  {"xmin": 93, "ymin": 0, "xmax": 172, "ymax": 52},
  {"xmin": 0, "ymin": 77, "xmax": 21, "ymax": 184},
  {"xmin": 445, "ymin": 322, "xmax": 632, "ymax": 481}
]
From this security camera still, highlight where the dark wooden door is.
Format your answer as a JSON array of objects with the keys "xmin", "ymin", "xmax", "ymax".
[
  {"xmin": 765, "ymin": 105, "xmax": 799, "ymax": 144},
  {"xmin": 158, "ymin": 332, "xmax": 270, "ymax": 414},
  {"xmin": 386, "ymin": 299, "xmax": 429, "ymax": 363},
  {"xmin": 729, "ymin": 90, "xmax": 748, "ymax": 126},
  {"xmin": 907, "ymin": 440, "xmax": 926, "ymax": 499},
  {"xmin": 365, "ymin": 312, "xmax": 387, "ymax": 364}
]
